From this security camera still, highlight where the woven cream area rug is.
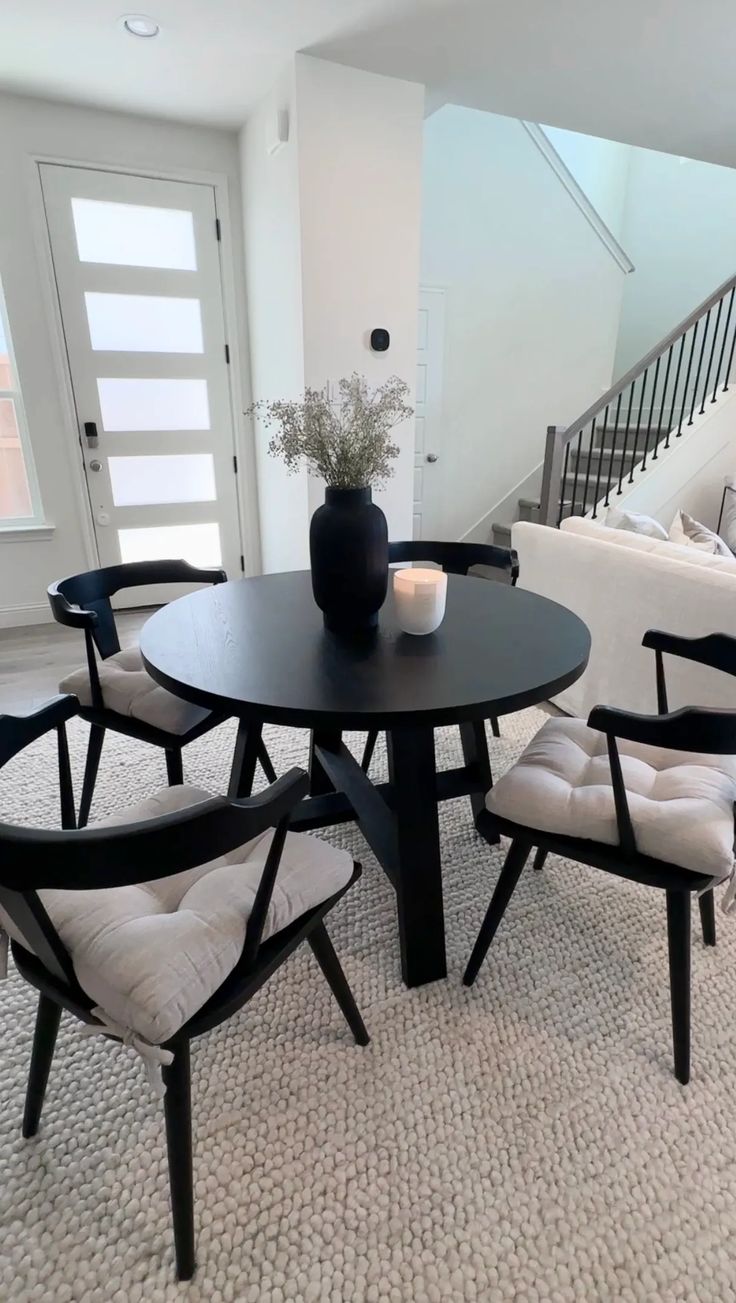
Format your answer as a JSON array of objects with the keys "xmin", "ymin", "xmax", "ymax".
[{"xmin": 1, "ymin": 708, "xmax": 735, "ymax": 1302}]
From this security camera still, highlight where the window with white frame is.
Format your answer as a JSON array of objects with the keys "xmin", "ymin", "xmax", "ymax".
[{"xmin": 0, "ymin": 279, "xmax": 43, "ymax": 526}]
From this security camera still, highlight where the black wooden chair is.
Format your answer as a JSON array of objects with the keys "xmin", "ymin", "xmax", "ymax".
[
  {"xmin": 0, "ymin": 696, "xmax": 368, "ymax": 1280},
  {"xmin": 360, "ymin": 539, "xmax": 519, "ymax": 774},
  {"xmin": 48, "ymin": 559, "xmax": 276, "ymax": 826},
  {"xmin": 0, "ymin": 694, "xmax": 77, "ymax": 830},
  {"xmin": 464, "ymin": 628, "xmax": 736, "ymax": 1084}
]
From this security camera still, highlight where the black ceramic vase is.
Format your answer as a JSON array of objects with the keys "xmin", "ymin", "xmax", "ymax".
[{"xmin": 309, "ymin": 486, "xmax": 389, "ymax": 633}]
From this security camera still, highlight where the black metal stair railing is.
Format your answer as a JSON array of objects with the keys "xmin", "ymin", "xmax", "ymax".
[{"xmin": 539, "ymin": 272, "xmax": 736, "ymax": 526}]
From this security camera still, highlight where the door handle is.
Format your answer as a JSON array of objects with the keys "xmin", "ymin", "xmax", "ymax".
[
  {"xmin": 84, "ymin": 421, "xmax": 99, "ymax": 446},
  {"xmin": 426, "ymin": 453, "xmax": 439, "ymax": 463},
  {"xmin": 89, "ymin": 459, "xmax": 102, "ymax": 472}
]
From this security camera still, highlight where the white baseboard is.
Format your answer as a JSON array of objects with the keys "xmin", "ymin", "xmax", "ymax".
[{"xmin": 0, "ymin": 603, "xmax": 54, "ymax": 630}]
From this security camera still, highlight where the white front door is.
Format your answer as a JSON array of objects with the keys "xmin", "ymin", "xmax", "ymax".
[
  {"xmin": 413, "ymin": 287, "xmax": 445, "ymax": 539},
  {"xmin": 40, "ymin": 164, "xmax": 243, "ymax": 600}
]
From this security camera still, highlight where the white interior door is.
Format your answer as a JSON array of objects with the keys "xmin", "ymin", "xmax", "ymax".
[
  {"xmin": 40, "ymin": 163, "xmax": 242, "ymax": 602},
  {"xmin": 414, "ymin": 287, "xmax": 445, "ymax": 539}
]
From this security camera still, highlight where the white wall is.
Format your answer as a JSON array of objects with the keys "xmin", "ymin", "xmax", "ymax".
[
  {"xmin": 241, "ymin": 56, "xmax": 424, "ymax": 567},
  {"xmin": 0, "ymin": 90, "xmax": 250, "ymax": 626},
  {"xmin": 240, "ymin": 69, "xmax": 310, "ymax": 574},
  {"xmin": 295, "ymin": 56, "xmax": 423, "ymax": 536},
  {"xmin": 614, "ymin": 148, "xmax": 736, "ymax": 378},
  {"xmin": 541, "ymin": 125, "xmax": 631, "ymax": 242},
  {"xmin": 420, "ymin": 106, "xmax": 626, "ymax": 541}
]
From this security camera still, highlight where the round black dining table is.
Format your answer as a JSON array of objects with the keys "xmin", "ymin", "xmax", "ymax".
[{"xmin": 141, "ymin": 571, "xmax": 590, "ymax": 988}]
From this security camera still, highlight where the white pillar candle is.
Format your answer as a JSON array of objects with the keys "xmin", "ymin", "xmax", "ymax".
[{"xmin": 393, "ymin": 567, "xmax": 448, "ymax": 635}]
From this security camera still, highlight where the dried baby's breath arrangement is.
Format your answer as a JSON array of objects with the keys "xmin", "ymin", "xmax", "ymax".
[{"xmin": 248, "ymin": 374, "xmax": 412, "ymax": 489}]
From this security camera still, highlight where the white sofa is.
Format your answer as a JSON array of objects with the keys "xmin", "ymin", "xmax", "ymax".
[{"xmin": 512, "ymin": 516, "xmax": 736, "ymax": 717}]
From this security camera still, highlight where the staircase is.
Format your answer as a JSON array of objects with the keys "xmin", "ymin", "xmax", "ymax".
[
  {"xmin": 489, "ymin": 270, "xmax": 736, "ymax": 544},
  {"xmin": 491, "ymin": 424, "xmax": 673, "ymax": 545}
]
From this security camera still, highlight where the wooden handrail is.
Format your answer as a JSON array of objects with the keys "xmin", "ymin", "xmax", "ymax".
[
  {"xmin": 564, "ymin": 270, "xmax": 736, "ymax": 445},
  {"xmin": 540, "ymin": 270, "xmax": 736, "ymax": 526}
]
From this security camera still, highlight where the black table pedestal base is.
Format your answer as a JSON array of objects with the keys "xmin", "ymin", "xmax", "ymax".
[
  {"xmin": 387, "ymin": 725, "xmax": 446, "ymax": 987},
  {"xmin": 230, "ymin": 720, "xmax": 498, "ymax": 988}
]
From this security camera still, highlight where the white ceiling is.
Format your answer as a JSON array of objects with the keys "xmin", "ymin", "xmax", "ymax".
[
  {"xmin": 0, "ymin": 0, "xmax": 401, "ymax": 129},
  {"xmin": 312, "ymin": 0, "xmax": 736, "ymax": 169},
  {"xmin": 4, "ymin": 0, "xmax": 736, "ymax": 168}
]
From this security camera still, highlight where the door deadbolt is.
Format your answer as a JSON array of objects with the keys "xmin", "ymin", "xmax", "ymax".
[{"xmin": 89, "ymin": 459, "xmax": 102, "ymax": 472}]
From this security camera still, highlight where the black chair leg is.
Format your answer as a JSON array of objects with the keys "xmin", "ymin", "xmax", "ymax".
[
  {"xmin": 257, "ymin": 738, "xmax": 277, "ymax": 785},
  {"xmin": 22, "ymin": 994, "xmax": 62, "ymax": 1139},
  {"xmin": 533, "ymin": 848, "xmax": 548, "ymax": 872},
  {"xmin": 308, "ymin": 921, "xmax": 370, "ymax": 1046},
  {"xmin": 698, "ymin": 889, "xmax": 716, "ymax": 947},
  {"xmin": 162, "ymin": 1039, "xmax": 195, "ymax": 1281},
  {"xmin": 666, "ymin": 890, "xmax": 691, "ymax": 1085},
  {"xmin": 361, "ymin": 729, "xmax": 379, "ymax": 775},
  {"xmin": 165, "ymin": 747, "xmax": 184, "ymax": 786},
  {"xmin": 56, "ymin": 722, "xmax": 76, "ymax": 829},
  {"xmin": 78, "ymin": 724, "xmax": 105, "ymax": 828},
  {"xmin": 463, "ymin": 839, "xmax": 532, "ymax": 986},
  {"xmin": 490, "ymin": 715, "xmax": 501, "ymax": 738}
]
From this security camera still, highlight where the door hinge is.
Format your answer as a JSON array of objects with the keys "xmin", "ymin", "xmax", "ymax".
[
  {"xmin": 240, "ymin": 554, "xmax": 245, "ymax": 573},
  {"xmin": 215, "ymin": 217, "xmax": 222, "ymax": 241},
  {"xmin": 233, "ymin": 454, "xmax": 238, "ymax": 473},
  {"xmin": 224, "ymin": 343, "xmax": 230, "ymax": 364}
]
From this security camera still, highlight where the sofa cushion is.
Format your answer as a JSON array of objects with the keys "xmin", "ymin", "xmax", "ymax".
[
  {"xmin": 486, "ymin": 716, "xmax": 736, "ymax": 880},
  {"xmin": 60, "ymin": 645, "xmax": 210, "ymax": 735},
  {"xmin": 2, "ymin": 785, "xmax": 354, "ymax": 1044}
]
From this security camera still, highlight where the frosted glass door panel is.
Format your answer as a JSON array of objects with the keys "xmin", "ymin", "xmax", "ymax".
[
  {"xmin": 108, "ymin": 454, "xmax": 216, "ymax": 506},
  {"xmin": 71, "ymin": 198, "xmax": 197, "ymax": 270},
  {"xmin": 97, "ymin": 378, "xmax": 210, "ymax": 431},
  {"xmin": 85, "ymin": 293, "xmax": 204, "ymax": 353},
  {"xmin": 118, "ymin": 522, "xmax": 221, "ymax": 566}
]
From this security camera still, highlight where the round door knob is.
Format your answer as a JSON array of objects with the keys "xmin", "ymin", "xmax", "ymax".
[
  {"xmin": 89, "ymin": 459, "xmax": 102, "ymax": 472},
  {"xmin": 426, "ymin": 453, "xmax": 439, "ymax": 463}
]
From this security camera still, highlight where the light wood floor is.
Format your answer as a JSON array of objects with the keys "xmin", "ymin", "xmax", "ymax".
[{"xmin": 0, "ymin": 611, "xmax": 151, "ymax": 714}]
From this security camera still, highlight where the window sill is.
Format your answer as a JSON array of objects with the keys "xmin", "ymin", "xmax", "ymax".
[{"xmin": 0, "ymin": 523, "xmax": 55, "ymax": 543}]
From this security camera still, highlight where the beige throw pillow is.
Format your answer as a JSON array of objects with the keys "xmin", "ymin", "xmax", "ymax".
[{"xmin": 669, "ymin": 509, "xmax": 732, "ymax": 557}]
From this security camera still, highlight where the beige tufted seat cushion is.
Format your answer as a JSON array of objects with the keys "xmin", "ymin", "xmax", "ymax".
[
  {"xmin": 1, "ymin": 785, "xmax": 354, "ymax": 1045},
  {"xmin": 486, "ymin": 716, "xmax": 736, "ymax": 880},
  {"xmin": 60, "ymin": 645, "xmax": 210, "ymax": 734}
]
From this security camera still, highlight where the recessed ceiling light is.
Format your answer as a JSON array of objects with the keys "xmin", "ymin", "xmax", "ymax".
[{"xmin": 121, "ymin": 14, "xmax": 160, "ymax": 38}]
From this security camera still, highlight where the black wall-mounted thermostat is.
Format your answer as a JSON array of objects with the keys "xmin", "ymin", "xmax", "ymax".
[{"xmin": 370, "ymin": 327, "xmax": 390, "ymax": 352}]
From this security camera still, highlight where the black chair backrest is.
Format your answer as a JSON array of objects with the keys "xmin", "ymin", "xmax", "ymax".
[
  {"xmin": 48, "ymin": 559, "xmax": 227, "ymax": 659},
  {"xmin": 388, "ymin": 540, "xmax": 518, "ymax": 583},
  {"xmin": 643, "ymin": 629, "xmax": 736, "ymax": 713},
  {"xmin": 0, "ymin": 699, "xmax": 307, "ymax": 992}
]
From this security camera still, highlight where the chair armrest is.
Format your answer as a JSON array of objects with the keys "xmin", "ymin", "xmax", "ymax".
[
  {"xmin": 47, "ymin": 582, "xmax": 97, "ymax": 630},
  {"xmin": 231, "ymin": 767, "xmax": 310, "ymax": 832},
  {"xmin": 588, "ymin": 703, "xmax": 736, "ymax": 756},
  {"xmin": 0, "ymin": 767, "xmax": 311, "ymax": 892},
  {"xmin": 642, "ymin": 629, "xmax": 736, "ymax": 676},
  {"xmin": 178, "ymin": 562, "xmax": 227, "ymax": 586},
  {"xmin": 0, "ymin": 694, "xmax": 78, "ymax": 767},
  {"xmin": 136, "ymin": 559, "xmax": 227, "ymax": 587}
]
